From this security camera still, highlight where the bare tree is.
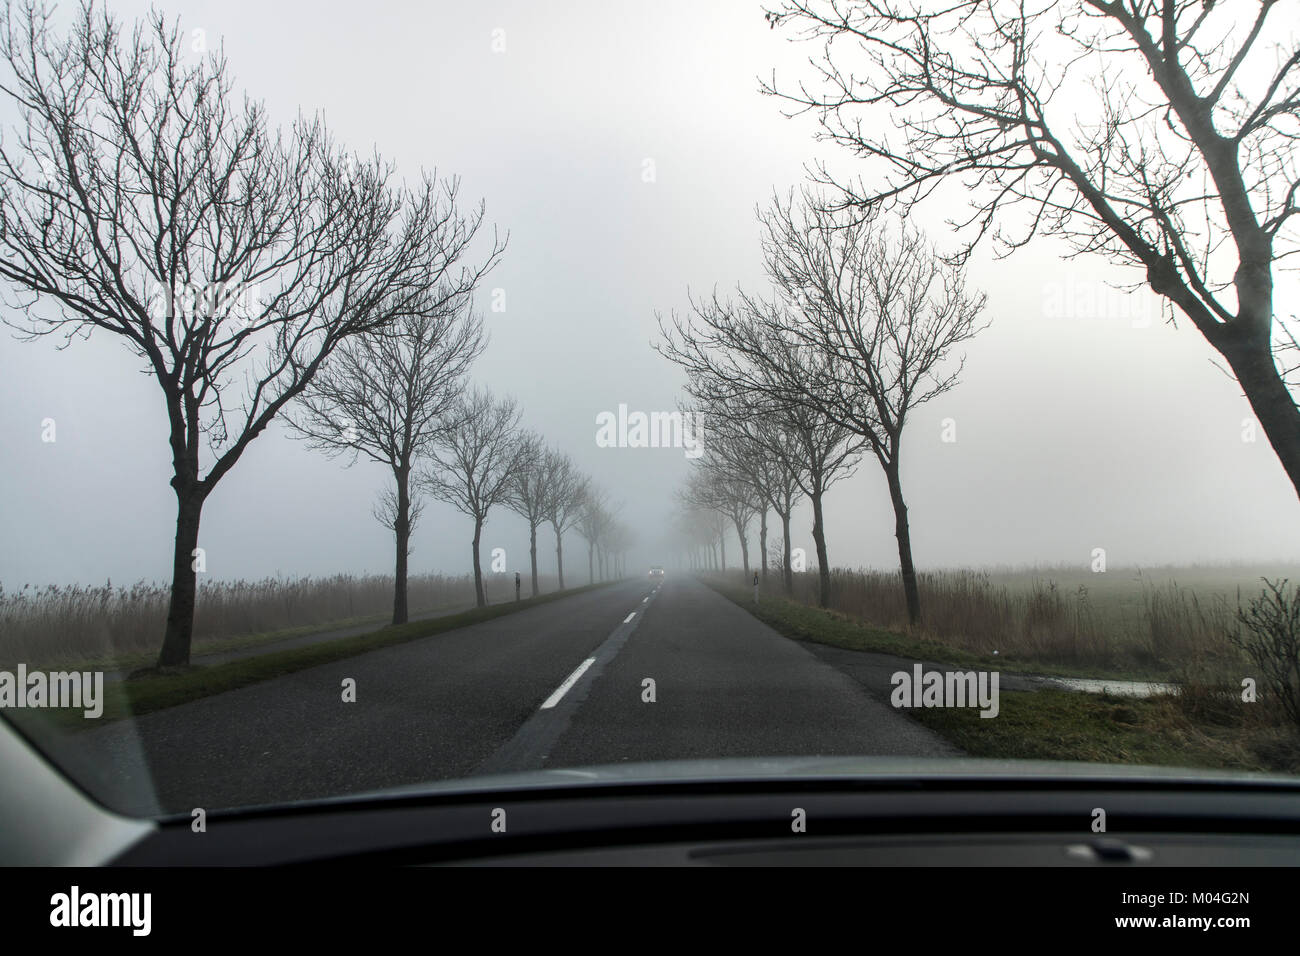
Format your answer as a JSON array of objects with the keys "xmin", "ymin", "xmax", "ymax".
[
  {"xmin": 504, "ymin": 431, "xmax": 548, "ymax": 597},
  {"xmin": 605, "ymin": 521, "xmax": 636, "ymax": 578},
  {"xmin": 541, "ymin": 450, "xmax": 587, "ymax": 590},
  {"xmin": 782, "ymin": 392, "xmax": 862, "ymax": 606},
  {"xmin": 291, "ymin": 297, "xmax": 491, "ymax": 625},
  {"xmin": 575, "ymin": 485, "xmax": 609, "ymax": 584},
  {"xmin": 420, "ymin": 388, "xmax": 528, "ymax": 607},
  {"xmin": 671, "ymin": 506, "xmax": 715, "ymax": 570},
  {"xmin": 719, "ymin": 436, "xmax": 774, "ymax": 588},
  {"xmin": 687, "ymin": 441, "xmax": 763, "ymax": 578},
  {"xmin": 702, "ymin": 505, "xmax": 730, "ymax": 571},
  {"xmin": 764, "ymin": 0, "xmax": 1300, "ymax": 498},
  {"xmin": 702, "ymin": 390, "xmax": 808, "ymax": 595},
  {"xmin": 754, "ymin": 421, "xmax": 806, "ymax": 595},
  {"xmin": 759, "ymin": 193, "xmax": 986, "ymax": 623},
  {"xmin": 679, "ymin": 470, "xmax": 744, "ymax": 574},
  {"xmin": 660, "ymin": 296, "xmax": 861, "ymax": 606},
  {"xmin": 590, "ymin": 498, "xmax": 624, "ymax": 580},
  {"xmin": 0, "ymin": 3, "xmax": 489, "ymax": 666}
]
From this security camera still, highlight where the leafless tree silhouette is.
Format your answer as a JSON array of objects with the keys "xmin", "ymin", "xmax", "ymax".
[
  {"xmin": 679, "ymin": 412, "xmax": 765, "ymax": 578},
  {"xmin": 759, "ymin": 192, "xmax": 986, "ymax": 623},
  {"xmin": 419, "ymin": 388, "xmax": 529, "ymax": 607},
  {"xmin": 291, "ymin": 299, "xmax": 491, "ymax": 625},
  {"xmin": 763, "ymin": 0, "xmax": 1300, "ymax": 498},
  {"xmin": 575, "ymin": 485, "xmax": 610, "ymax": 584},
  {"xmin": 0, "ymin": 2, "xmax": 498, "ymax": 664},
  {"xmin": 659, "ymin": 294, "xmax": 861, "ymax": 607},
  {"xmin": 541, "ymin": 450, "xmax": 588, "ymax": 590},
  {"xmin": 695, "ymin": 389, "xmax": 808, "ymax": 594},
  {"xmin": 504, "ymin": 431, "xmax": 549, "ymax": 597}
]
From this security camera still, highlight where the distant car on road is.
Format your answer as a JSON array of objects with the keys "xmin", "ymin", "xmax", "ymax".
[{"xmin": 648, "ymin": 566, "xmax": 665, "ymax": 580}]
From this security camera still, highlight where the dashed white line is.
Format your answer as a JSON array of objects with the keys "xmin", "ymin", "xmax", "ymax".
[
  {"xmin": 540, "ymin": 605, "xmax": 641, "ymax": 710},
  {"xmin": 540, "ymin": 657, "xmax": 596, "ymax": 710}
]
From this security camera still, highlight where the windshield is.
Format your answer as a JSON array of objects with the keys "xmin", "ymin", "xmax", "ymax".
[{"xmin": 1, "ymin": 0, "xmax": 1299, "ymax": 821}]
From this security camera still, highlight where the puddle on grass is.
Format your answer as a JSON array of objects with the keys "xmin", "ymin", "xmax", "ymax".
[{"xmin": 1037, "ymin": 676, "xmax": 1180, "ymax": 698}]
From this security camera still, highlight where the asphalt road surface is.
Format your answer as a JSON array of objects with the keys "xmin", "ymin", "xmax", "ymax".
[{"xmin": 62, "ymin": 576, "xmax": 959, "ymax": 815}]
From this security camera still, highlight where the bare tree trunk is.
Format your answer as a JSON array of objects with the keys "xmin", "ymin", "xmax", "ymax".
[
  {"xmin": 472, "ymin": 518, "xmax": 486, "ymax": 607},
  {"xmin": 392, "ymin": 466, "xmax": 411, "ymax": 625},
  {"xmin": 529, "ymin": 521, "xmax": 539, "ymax": 596},
  {"xmin": 588, "ymin": 543, "xmax": 595, "ymax": 584},
  {"xmin": 810, "ymin": 489, "xmax": 830, "ymax": 608},
  {"xmin": 1222, "ymin": 336, "xmax": 1300, "ymax": 499},
  {"xmin": 759, "ymin": 508, "xmax": 768, "ymax": 587},
  {"xmin": 781, "ymin": 510, "xmax": 793, "ymax": 596},
  {"xmin": 553, "ymin": 524, "xmax": 565, "ymax": 589},
  {"xmin": 720, "ymin": 534, "xmax": 727, "ymax": 573},
  {"xmin": 157, "ymin": 483, "xmax": 205, "ymax": 667},
  {"xmin": 884, "ymin": 461, "xmax": 921, "ymax": 625},
  {"xmin": 733, "ymin": 516, "xmax": 750, "ymax": 578}
]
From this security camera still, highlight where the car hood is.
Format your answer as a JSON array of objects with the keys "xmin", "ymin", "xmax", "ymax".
[{"xmin": 297, "ymin": 756, "xmax": 1300, "ymax": 810}]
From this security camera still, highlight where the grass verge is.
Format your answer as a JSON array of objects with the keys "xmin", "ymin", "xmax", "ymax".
[
  {"xmin": 906, "ymin": 690, "xmax": 1300, "ymax": 774},
  {"xmin": 34, "ymin": 603, "xmax": 471, "ymax": 673},
  {"xmin": 37, "ymin": 582, "xmax": 613, "ymax": 729}
]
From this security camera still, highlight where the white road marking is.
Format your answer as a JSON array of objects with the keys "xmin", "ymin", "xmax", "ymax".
[
  {"xmin": 623, "ymin": 612, "xmax": 636, "ymax": 623},
  {"xmin": 642, "ymin": 597, "xmax": 649, "ymax": 604},
  {"xmin": 540, "ymin": 657, "xmax": 596, "ymax": 710}
]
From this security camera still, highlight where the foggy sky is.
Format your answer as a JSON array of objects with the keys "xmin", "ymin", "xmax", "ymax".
[{"xmin": 1, "ymin": 0, "xmax": 1298, "ymax": 590}]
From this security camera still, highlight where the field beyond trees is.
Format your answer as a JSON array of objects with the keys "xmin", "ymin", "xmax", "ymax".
[
  {"xmin": 0, "ymin": 571, "xmax": 568, "ymax": 670},
  {"xmin": 759, "ymin": 562, "xmax": 1300, "ymax": 681}
]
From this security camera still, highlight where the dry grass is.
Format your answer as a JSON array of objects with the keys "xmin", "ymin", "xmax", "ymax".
[
  {"xmin": 0, "ymin": 571, "xmax": 565, "ymax": 668},
  {"xmin": 757, "ymin": 564, "xmax": 1282, "ymax": 678}
]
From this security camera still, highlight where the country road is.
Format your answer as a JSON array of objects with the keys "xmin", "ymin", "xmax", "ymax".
[{"xmin": 62, "ymin": 576, "xmax": 958, "ymax": 816}]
